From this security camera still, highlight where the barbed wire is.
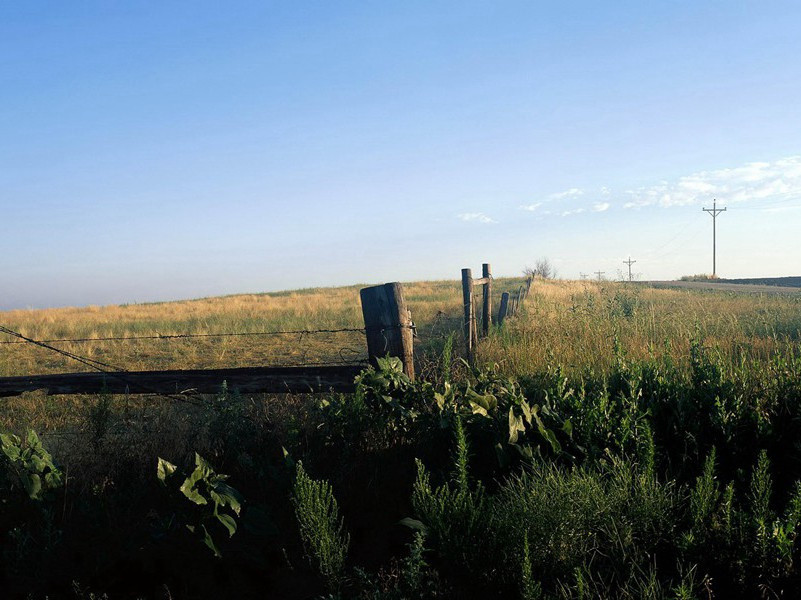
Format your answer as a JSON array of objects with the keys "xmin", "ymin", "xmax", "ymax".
[
  {"xmin": 0, "ymin": 325, "xmax": 212, "ymax": 406},
  {"xmin": 0, "ymin": 326, "xmax": 368, "ymax": 345}
]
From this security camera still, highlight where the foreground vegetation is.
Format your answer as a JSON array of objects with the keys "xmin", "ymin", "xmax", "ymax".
[{"xmin": 1, "ymin": 280, "xmax": 800, "ymax": 598}]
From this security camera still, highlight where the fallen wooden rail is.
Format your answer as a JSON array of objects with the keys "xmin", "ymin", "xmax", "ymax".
[{"xmin": 0, "ymin": 365, "xmax": 364, "ymax": 398}]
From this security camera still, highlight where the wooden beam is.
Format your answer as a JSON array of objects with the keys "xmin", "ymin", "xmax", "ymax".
[
  {"xmin": 461, "ymin": 268, "xmax": 475, "ymax": 362},
  {"xmin": 482, "ymin": 263, "xmax": 492, "ymax": 337},
  {"xmin": 360, "ymin": 282, "xmax": 415, "ymax": 379},
  {"xmin": 498, "ymin": 292, "xmax": 509, "ymax": 326},
  {"xmin": 0, "ymin": 365, "xmax": 364, "ymax": 398},
  {"xmin": 472, "ymin": 277, "xmax": 490, "ymax": 286}
]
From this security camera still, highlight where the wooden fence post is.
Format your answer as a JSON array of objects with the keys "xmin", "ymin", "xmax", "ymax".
[
  {"xmin": 482, "ymin": 263, "xmax": 492, "ymax": 336},
  {"xmin": 461, "ymin": 268, "xmax": 475, "ymax": 362},
  {"xmin": 498, "ymin": 292, "xmax": 509, "ymax": 326},
  {"xmin": 360, "ymin": 282, "xmax": 415, "ymax": 380}
]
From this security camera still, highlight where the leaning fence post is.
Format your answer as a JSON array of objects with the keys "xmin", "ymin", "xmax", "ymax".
[
  {"xmin": 498, "ymin": 292, "xmax": 509, "ymax": 326},
  {"xmin": 360, "ymin": 282, "xmax": 415, "ymax": 380},
  {"xmin": 482, "ymin": 263, "xmax": 492, "ymax": 337},
  {"xmin": 461, "ymin": 268, "xmax": 475, "ymax": 362}
]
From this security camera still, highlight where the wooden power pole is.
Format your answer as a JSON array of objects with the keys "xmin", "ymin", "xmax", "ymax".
[
  {"xmin": 702, "ymin": 199, "xmax": 726, "ymax": 277},
  {"xmin": 623, "ymin": 257, "xmax": 636, "ymax": 282}
]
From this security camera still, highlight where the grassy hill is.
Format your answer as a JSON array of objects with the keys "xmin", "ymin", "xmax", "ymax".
[{"xmin": 1, "ymin": 279, "xmax": 801, "ymax": 598}]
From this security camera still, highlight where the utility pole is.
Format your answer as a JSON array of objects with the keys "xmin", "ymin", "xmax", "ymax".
[
  {"xmin": 623, "ymin": 257, "xmax": 636, "ymax": 282},
  {"xmin": 702, "ymin": 199, "xmax": 726, "ymax": 277},
  {"xmin": 579, "ymin": 272, "xmax": 588, "ymax": 280},
  {"xmin": 594, "ymin": 270, "xmax": 605, "ymax": 282}
]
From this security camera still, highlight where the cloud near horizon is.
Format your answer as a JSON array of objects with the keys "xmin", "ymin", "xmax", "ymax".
[
  {"xmin": 624, "ymin": 155, "xmax": 801, "ymax": 209},
  {"xmin": 458, "ymin": 212, "xmax": 497, "ymax": 224}
]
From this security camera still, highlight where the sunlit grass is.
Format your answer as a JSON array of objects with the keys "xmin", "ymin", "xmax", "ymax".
[
  {"xmin": 0, "ymin": 278, "xmax": 525, "ymax": 377},
  {"xmin": 478, "ymin": 280, "xmax": 801, "ymax": 376}
]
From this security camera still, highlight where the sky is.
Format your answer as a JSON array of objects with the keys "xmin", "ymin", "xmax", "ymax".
[{"xmin": 2, "ymin": 1, "xmax": 800, "ymax": 310}]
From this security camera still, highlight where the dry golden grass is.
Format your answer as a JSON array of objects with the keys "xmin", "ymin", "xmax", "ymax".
[
  {"xmin": 478, "ymin": 280, "xmax": 801, "ymax": 376},
  {"xmin": 0, "ymin": 278, "xmax": 525, "ymax": 377}
]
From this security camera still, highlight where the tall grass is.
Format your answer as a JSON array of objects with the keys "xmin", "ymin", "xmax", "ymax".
[{"xmin": 479, "ymin": 280, "xmax": 801, "ymax": 376}]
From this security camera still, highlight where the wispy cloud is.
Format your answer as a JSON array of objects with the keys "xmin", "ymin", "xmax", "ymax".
[
  {"xmin": 560, "ymin": 208, "xmax": 585, "ymax": 217},
  {"xmin": 592, "ymin": 202, "xmax": 610, "ymax": 212},
  {"xmin": 624, "ymin": 156, "xmax": 801, "ymax": 209},
  {"xmin": 519, "ymin": 202, "xmax": 542, "ymax": 212},
  {"xmin": 551, "ymin": 188, "xmax": 584, "ymax": 200},
  {"xmin": 458, "ymin": 212, "xmax": 497, "ymax": 224}
]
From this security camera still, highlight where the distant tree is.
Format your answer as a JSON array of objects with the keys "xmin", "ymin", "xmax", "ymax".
[{"xmin": 524, "ymin": 258, "xmax": 557, "ymax": 280}]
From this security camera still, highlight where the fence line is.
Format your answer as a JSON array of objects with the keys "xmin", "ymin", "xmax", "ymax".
[
  {"xmin": 0, "ymin": 327, "xmax": 367, "ymax": 345},
  {"xmin": 461, "ymin": 263, "xmax": 533, "ymax": 363},
  {"xmin": 0, "ymin": 271, "xmax": 531, "ymax": 398},
  {"xmin": 0, "ymin": 282, "xmax": 413, "ymax": 398}
]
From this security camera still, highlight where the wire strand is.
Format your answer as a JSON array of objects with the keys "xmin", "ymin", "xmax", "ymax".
[{"xmin": 0, "ymin": 327, "xmax": 367, "ymax": 345}]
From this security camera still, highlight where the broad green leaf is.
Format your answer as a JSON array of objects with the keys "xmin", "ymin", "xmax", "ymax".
[
  {"xmin": 282, "ymin": 446, "xmax": 295, "ymax": 469},
  {"xmin": 1, "ymin": 440, "xmax": 20, "ymax": 461},
  {"xmin": 398, "ymin": 517, "xmax": 429, "ymax": 533},
  {"xmin": 157, "ymin": 457, "xmax": 178, "ymax": 482},
  {"xmin": 26, "ymin": 429, "xmax": 40, "ymax": 448},
  {"xmin": 194, "ymin": 453, "xmax": 213, "ymax": 477},
  {"xmin": 520, "ymin": 401, "xmax": 533, "ymax": 426},
  {"xmin": 29, "ymin": 454, "xmax": 47, "ymax": 473},
  {"xmin": 200, "ymin": 524, "xmax": 221, "ymax": 558},
  {"xmin": 215, "ymin": 482, "xmax": 243, "ymax": 515},
  {"xmin": 44, "ymin": 471, "xmax": 63, "ymax": 488},
  {"xmin": 217, "ymin": 513, "xmax": 237, "ymax": 537},
  {"xmin": 508, "ymin": 407, "xmax": 526, "ymax": 445},
  {"xmin": 470, "ymin": 401, "xmax": 489, "ymax": 417},
  {"xmin": 180, "ymin": 477, "xmax": 208, "ymax": 505},
  {"xmin": 23, "ymin": 473, "xmax": 42, "ymax": 500}
]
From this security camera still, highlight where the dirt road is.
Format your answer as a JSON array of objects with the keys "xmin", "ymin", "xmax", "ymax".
[{"xmin": 645, "ymin": 281, "xmax": 801, "ymax": 295}]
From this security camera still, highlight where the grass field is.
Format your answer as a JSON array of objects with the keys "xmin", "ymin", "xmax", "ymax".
[
  {"xmin": 1, "ymin": 279, "xmax": 801, "ymax": 599},
  {"xmin": 0, "ymin": 278, "xmax": 523, "ymax": 377}
]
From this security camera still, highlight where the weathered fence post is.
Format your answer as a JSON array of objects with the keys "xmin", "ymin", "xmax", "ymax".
[
  {"xmin": 498, "ymin": 292, "xmax": 510, "ymax": 326},
  {"xmin": 461, "ymin": 268, "xmax": 475, "ymax": 362},
  {"xmin": 482, "ymin": 263, "xmax": 492, "ymax": 336},
  {"xmin": 360, "ymin": 282, "xmax": 415, "ymax": 380}
]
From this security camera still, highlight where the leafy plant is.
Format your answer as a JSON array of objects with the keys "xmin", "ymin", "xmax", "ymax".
[
  {"xmin": 157, "ymin": 453, "xmax": 243, "ymax": 557},
  {"xmin": 0, "ymin": 429, "xmax": 63, "ymax": 500}
]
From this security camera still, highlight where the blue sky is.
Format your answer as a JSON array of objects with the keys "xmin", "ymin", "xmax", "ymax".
[{"xmin": 2, "ymin": 2, "xmax": 800, "ymax": 309}]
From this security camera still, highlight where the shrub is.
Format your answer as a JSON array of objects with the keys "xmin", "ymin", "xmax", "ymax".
[{"xmin": 292, "ymin": 461, "xmax": 350, "ymax": 589}]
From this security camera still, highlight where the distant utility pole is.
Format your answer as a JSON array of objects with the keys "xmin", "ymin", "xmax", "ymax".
[
  {"xmin": 623, "ymin": 257, "xmax": 637, "ymax": 282},
  {"xmin": 702, "ymin": 199, "xmax": 726, "ymax": 277},
  {"xmin": 594, "ymin": 270, "xmax": 605, "ymax": 282},
  {"xmin": 579, "ymin": 272, "xmax": 588, "ymax": 280}
]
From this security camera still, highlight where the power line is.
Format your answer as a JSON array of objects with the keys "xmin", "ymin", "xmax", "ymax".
[
  {"xmin": 594, "ymin": 271, "xmax": 605, "ymax": 282},
  {"xmin": 702, "ymin": 199, "xmax": 726, "ymax": 276}
]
